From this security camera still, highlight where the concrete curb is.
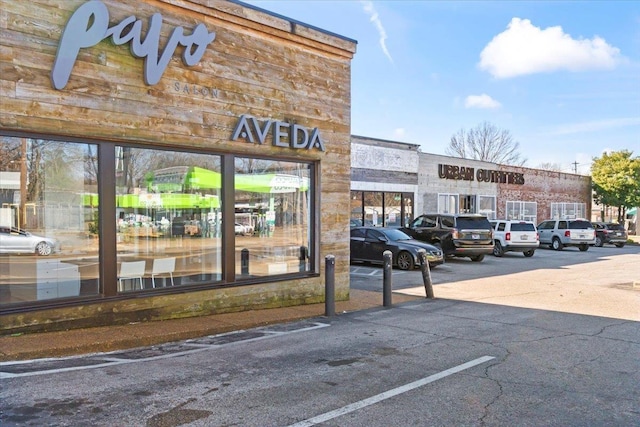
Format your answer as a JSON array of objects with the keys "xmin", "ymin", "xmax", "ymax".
[{"xmin": 0, "ymin": 290, "xmax": 424, "ymax": 362}]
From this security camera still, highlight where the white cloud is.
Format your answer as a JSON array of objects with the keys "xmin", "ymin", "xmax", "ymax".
[
  {"xmin": 551, "ymin": 117, "xmax": 640, "ymax": 135},
  {"xmin": 464, "ymin": 94, "xmax": 502, "ymax": 109},
  {"xmin": 394, "ymin": 128, "xmax": 406, "ymax": 138},
  {"xmin": 479, "ymin": 18, "xmax": 623, "ymax": 78},
  {"xmin": 360, "ymin": 1, "xmax": 394, "ymax": 64}
]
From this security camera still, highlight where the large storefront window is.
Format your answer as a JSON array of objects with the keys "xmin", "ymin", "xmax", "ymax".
[
  {"xmin": 384, "ymin": 193, "xmax": 401, "ymax": 227},
  {"xmin": 234, "ymin": 158, "xmax": 311, "ymax": 277},
  {"xmin": 350, "ymin": 191, "xmax": 364, "ymax": 227},
  {"xmin": 506, "ymin": 201, "xmax": 537, "ymax": 222},
  {"xmin": 1, "ymin": 136, "xmax": 318, "ymax": 308},
  {"xmin": 478, "ymin": 195, "xmax": 497, "ymax": 219},
  {"xmin": 551, "ymin": 202, "xmax": 586, "ymax": 220},
  {"xmin": 1, "ymin": 137, "xmax": 100, "ymax": 304},
  {"xmin": 438, "ymin": 193, "xmax": 459, "ymax": 214},
  {"xmin": 115, "ymin": 148, "xmax": 222, "ymax": 291},
  {"xmin": 350, "ymin": 191, "xmax": 414, "ymax": 227}
]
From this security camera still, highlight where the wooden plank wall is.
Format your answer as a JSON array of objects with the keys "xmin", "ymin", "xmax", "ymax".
[{"xmin": 0, "ymin": 0, "xmax": 356, "ymax": 331}]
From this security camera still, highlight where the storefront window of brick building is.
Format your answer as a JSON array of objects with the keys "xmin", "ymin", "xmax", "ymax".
[
  {"xmin": 460, "ymin": 195, "xmax": 476, "ymax": 213},
  {"xmin": 350, "ymin": 191, "xmax": 414, "ymax": 228},
  {"xmin": 234, "ymin": 158, "xmax": 312, "ymax": 277},
  {"xmin": 551, "ymin": 202, "xmax": 586, "ymax": 220},
  {"xmin": 350, "ymin": 191, "xmax": 364, "ymax": 227},
  {"xmin": 506, "ymin": 201, "xmax": 537, "ymax": 222},
  {"xmin": 438, "ymin": 193, "xmax": 459, "ymax": 214},
  {"xmin": 478, "ymin": 195, "xmax": 497, "ymax": 220},
  {"xmin": 0, "ymin": 137, "xmax": 100, "ymax": 304}
]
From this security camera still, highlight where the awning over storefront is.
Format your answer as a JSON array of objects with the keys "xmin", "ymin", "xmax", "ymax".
[
  {"xmin": 82, "ymin": 168, "xmax": 310, "ymax": 209},
  {"xmin": 627, "ymin": 207, "xmax": 637, "ymax": 216},
  {"xmin": 162, "ymin": 167, "xmax": 308, "ymax": 194},
  {"xmin": 235, "ymin": 173, "xmax": 309, "ymax": 193},
  {"xmin": 83, "ymin": 193, "xmax": 220, "ymax": 209},
  {"xmin": 185, "ymin": 167, "xmax": 221, "ymax": 190}
]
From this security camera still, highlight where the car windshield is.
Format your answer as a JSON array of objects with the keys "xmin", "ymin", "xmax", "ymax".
[
  {"xmin": 605, "ymin": 223, "xmax": 624, "ymax": 230},
  {"xmin": 8, "ymin": 227, "xmax": 28, "ymax": 235},
  {"xmin": 510, "ymin": 223, "xmax": 535, "ymax": 231},
  {"xmin": 569, "ymin": 221, "xmax": 593, "ymax": 229},
  {"xmin": 381, "ymin": 228, "xmax": 412, "ymax": 241},
  {"xmin": 456, "ymin": 217, "xmax": 492, "ymax": 229}
]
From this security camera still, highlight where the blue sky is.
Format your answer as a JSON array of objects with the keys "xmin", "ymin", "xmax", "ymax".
[{"xmin": 245, "ymin": 1, "xmax": 640, "ymax": 174}]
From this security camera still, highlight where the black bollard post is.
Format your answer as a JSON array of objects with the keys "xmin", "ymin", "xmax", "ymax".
[
  {"xmin": 418, "ymin": 249, "xmax": 435, "ymax": 299},
  {"xmin": 325, "ymin": 255, "xmax": 335, "ymax": 317},
  {"xmin": 383, "ymin": 250, "xmax": 392, "ymax": 307},
  {"xmin": 241, "ymin": 248, "xmax": 249, "ymax": 275},
  {"xmin": 299, "ymin": 246, "xmax": 307, "ymax": 272}
]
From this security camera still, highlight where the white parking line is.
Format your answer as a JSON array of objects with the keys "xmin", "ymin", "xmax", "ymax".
[
  {"xmin": 0, "ymin": 322, "xmax": 330, "ymax": 379},
  {"xmin": 287, "ymin": 355, "xmax": 495, "ymax": 427}
]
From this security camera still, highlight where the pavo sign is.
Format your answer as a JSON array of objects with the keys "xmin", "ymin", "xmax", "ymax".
[{"xmin": 51, "ymin": 0, "xmax": 216, "ymax": 89}]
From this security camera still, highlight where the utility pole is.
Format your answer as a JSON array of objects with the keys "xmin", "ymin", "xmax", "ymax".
[{"xmin": 572, "ymin": 161, "xmax": 579, "ymax": 174}]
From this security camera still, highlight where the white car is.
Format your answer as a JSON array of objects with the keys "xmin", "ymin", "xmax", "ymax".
[
  {"xmin": 235, "ymin": 223, "xmax": 253, "ymax": 236},
  {"xmin": 537, "ymin": 219, "xmax": 596, "ymax": 251},
  {"xmin": 490, "ymin": 220, "xmax": 539, "ymax": 257},
  {"xmin": 0, "ymin": 226, "xmax": 60, "ymax": 256}
]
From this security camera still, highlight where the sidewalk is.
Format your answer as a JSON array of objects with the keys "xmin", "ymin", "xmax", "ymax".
[{"xmin": 0, "ymin": 289, "xmax": 423, "ymax": 362}]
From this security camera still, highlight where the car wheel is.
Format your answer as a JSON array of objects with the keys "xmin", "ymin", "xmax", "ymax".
[
  {"xmin": 470, "ymin": 254, "xmax": 484, "ymax": 262},
  {"xmin": 493, "ymin": 241, "xmax": 504, "ymax": 257},
  {"xmin": 595, "ymin": 236, "xmax": 603, "ymax": 247},
  {"xmin": 523, "ymin": 249, "xmax": 535, "ymax": 257},
  {"xmin": 35, "ymin": 241, "xmax": 52, "ymax": 256},
  {"xmin": 615, "ymin": 243, "xmax": 625, "ymax": 248},
  {"xmin": 579, "ymin": 243, "xmax": 589, "ymax": 252},
  {"xmin": 396, "ymin": 251, "xmax": 414, "ymax": 270},
  {"xmin": 552, "ymin": 238, "xmax": 563, "ymax": 251}
]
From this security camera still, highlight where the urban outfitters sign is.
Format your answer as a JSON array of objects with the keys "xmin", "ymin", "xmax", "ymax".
[
  {"xmin": 438, "ymin": 163, "xmax": 525, "ymax": 185},
  {"xmin": 231, "ymin": 114, "xmax": 326, "ymax": 152},
  {"xmin": 51, "ymin": 0, "xmax": 216, "ymax": 89}
]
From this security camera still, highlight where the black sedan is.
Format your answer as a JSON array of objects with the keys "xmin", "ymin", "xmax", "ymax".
[{"xmin": 350, "ymin": 226, "xmax": 444, "ymax": 270}]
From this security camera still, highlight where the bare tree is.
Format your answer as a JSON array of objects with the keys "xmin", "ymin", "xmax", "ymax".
[{"xmin": 446, "ymin": 121, "xmax": 526, "ymax": 166}]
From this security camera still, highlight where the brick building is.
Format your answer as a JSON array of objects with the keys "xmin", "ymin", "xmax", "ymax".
[{"xmin": 350, "ymin": 137, "xmax": 592, "ymax": 227}]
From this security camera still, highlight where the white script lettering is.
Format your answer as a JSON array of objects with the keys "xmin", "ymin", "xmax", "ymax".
[{"xmin": 51, "ymin": 0, "xmax": 216, "ymax": 89}]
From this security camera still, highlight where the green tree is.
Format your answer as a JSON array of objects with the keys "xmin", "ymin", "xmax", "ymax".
[{"xmin": 591, "ymin": 150, "xmax": 640, "ymax": 222}]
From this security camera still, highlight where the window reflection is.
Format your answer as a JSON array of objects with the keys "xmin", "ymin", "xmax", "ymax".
[
  {"xmin": 384, "ymin": 193, "xmax": 401, "ymax": 226},
  {"xmin": 350, "ymin": 191, "xmax": 414, "ymax": 228},
  {"xmin": 116, "ymin": 148, "xmax": 222, "ymax": 291},
  {"xmin": 350, "ymin": 191, "xmax": 363, "ymax": 227},
  {"xmin": 0, "ymin": 137, "xmax": 100, "ymax": 304},
  {"xmin": 234, "ymin": 158, "xmax": 311, "ymax": 277}
]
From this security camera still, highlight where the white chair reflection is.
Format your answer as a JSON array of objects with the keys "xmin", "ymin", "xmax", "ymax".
[
  {"xmin": 152, "ymin": 257, "xmax": 176, "ymax": 288},
  {"xmin": 118, "ymin": 260, "xmax": 146, "ymax": 292}
]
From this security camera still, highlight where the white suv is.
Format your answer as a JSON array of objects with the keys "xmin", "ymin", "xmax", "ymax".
[
  {"xmin": 490, "ymin": 220, "xmax": 539, "ymax": 257},
  {"xmin": 537, "ymin": 219, "xmax": 596, "ymax": 251}
]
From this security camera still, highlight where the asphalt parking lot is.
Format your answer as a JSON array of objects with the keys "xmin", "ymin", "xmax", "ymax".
[
  {"xmin": 3, "ymin": 242, "xmax": 639, "ymax": 426},
  {"xmin": 350, "ymin": 242, "xmax": 640, "ymax": 321}
]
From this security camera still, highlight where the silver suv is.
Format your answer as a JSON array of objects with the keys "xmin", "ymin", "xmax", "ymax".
[
  {"xmin": 490, "ymin": 220, "xmax": 539, "ymax": 257},
  {"xmin": 537, "ymin": 219, "xmax": 596, "ymax": 251}
]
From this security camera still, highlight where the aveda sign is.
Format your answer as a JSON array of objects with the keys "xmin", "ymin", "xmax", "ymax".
[
  {"xmin": 51, "ymin": 0, "xmax": 216, "ymax": 89},
  {"xmin": 232, "ymin": 115, "xmax": 326, "ymax": 152}
]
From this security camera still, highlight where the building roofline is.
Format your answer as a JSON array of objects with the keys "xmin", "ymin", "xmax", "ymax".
[{"xmin": 228, "ymin": 0, "xmax": 358, "ymax": 45}]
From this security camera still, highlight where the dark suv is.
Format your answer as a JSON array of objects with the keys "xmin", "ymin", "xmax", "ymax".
[
  {"xmin": 401, "ymin": 213, "xmax": 494, "ymax": 262},
  {"xmin": 592, "ymin": 222, "xmax": 627, "ymax": 247}
]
